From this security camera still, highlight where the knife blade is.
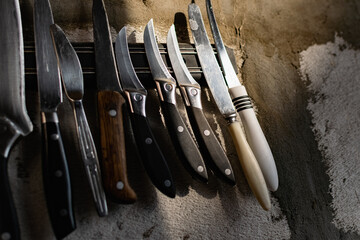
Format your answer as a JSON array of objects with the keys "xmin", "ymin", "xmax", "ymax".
[
  {"xmin": 166, "ymin": 25, "xmax": 235, "ymax": 184},
  {"xmin": 0, "ymin": 0, "xmax": 33, "ymax": 238},
  {"xmin": 34, "ymin": 0, "xmax": 76, "ymax": 237},
  {"xmin": 50, "ymin": 24, "xmax": 108, "ymax": 217},
  {"xmin": 92, "ymin": 0, "xmax": 137, "ymax": 203},
  {"xmin": 206, "ymin": 0, "xmax": 278, "ymax": 191},
  {"xmin": 188, "ymin": 3, "xmax": 270, "ymax": 210},
  {"xmin": 115, "ymin": 27, "xmax": 175, "ymax": 198},
  {"xmin": 144, "ymin": 19, "xmax": 208, "ymax": 182}
]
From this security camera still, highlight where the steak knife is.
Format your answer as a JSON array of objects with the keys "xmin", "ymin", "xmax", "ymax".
[
  {"xmin": 206, "ymin": 0, "xmax": 278, "ymax": 191},
  {"xmin": 166, "ymin": 25, "xmax": 235, "ymax": 184},
  {"xmin": 0, "ymin": 0, "xmax": 33, "ymax": 238},
  {"xmin": 50, "ymin": 24, "xmax": 108, "ymax": 217},
  {"xmin": 188, "ymin": 3, "xmax": 270, "ymax": 210},
  {"xmin": 93, "ymin": 0, "xmax": 137, "ymax": 203},
  {"xmin": 115, "ymin": 27, "xmax": 175, "ymax": 198},
  {"xmin": 34, "ymin": 0, "xmax": 75, "ymax": 237},
  {"xmin": 144, "ymin": 20, "xmax": 208, "ymax": 182}
]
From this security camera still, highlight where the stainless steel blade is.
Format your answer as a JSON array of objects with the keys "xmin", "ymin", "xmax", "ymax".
[
  {"xmin": 188, "ymin": 3, "xmax": 235, "ymax": 118},
  {"xmin": 34, "ymin": 0, "xmax": 62, "ymax": 112},
  {"xmin": 144, "ymin": 19, "xmax": 174, "ymax": 81},
  {"xmin": 0, "ymin": 0, "xmax": 33, "ymax": 157},
  {"xmin": 167, "ymin": 25, "xmax": 200, "ymax": 87},
  {"xmin": 93, "ymin": 0, "xmax": 122, "ymax": 92},
  {"xmin": 115, "ymin": 27, "xmax": 146, "ymax": 93},
  {"xmin": 50, "ymin": 24, "xmax": 84, "ymax": 101},
  {"xmin": 206, "ymin": 0, "xmax": 239, "ymax": 89}
]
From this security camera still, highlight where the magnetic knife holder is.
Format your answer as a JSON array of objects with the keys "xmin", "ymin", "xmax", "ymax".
[{"xmin": 24, "ymin": 42, "xmax": 238, "ymax": 90}]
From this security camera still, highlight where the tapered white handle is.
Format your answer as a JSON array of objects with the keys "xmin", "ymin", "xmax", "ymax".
[
  {"xmin": 230, "ymin": 85, "xmax": 278, "ymax": 191},
  {"xmin": 228, "ymin": 121, "xmax": 271, "ymax": 210}
]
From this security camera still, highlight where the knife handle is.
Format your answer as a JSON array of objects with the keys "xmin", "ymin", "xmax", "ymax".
[
  {"xmin": 0, "ymin": 155, "xmax": 20, "ymax": 240},
  {"xmin": 97, "ymin": 91, "xmax": 137, "ymax": 203},
  {"xmin": 228, "ymin": 120, "xmax": 271, "ymax": 210},
  {"xmin": 41, "ymin": 112, "xmax": 76, "ymax": 239},
  {"xmin": 187, "ymin": 105, "xmax": 235, "ymax": 184},
  {"xmin": 229, "ymin": 85, "xmax": 278, "ymax": 191},
  {"xmin": 130, "ymin": 112, "xmax": 176, "ymax": 198},
  {"xmin": 155, "ymin": 79, "xmax": 208, "ymax": 181},
  {"xmin": 72, "ymin": 100, "xmax": 108, "ymax": 216}
]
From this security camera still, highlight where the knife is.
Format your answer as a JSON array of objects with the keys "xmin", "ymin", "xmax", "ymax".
[
  {"xmin": 144, "ymin": 19, "xmax": 208, "ymax": 182},
  {"xmin": 115, "ymin": 27, "xmax": 176, "ymax": 198},
  {"xmin": 50, "ymin": 24, "xmax": 108, "ymax": 217},
  {"xmin": 92, "ymin": 0, "xmax": 137, "ymax": 203},
  {"xmin": 166, "ymin": 25, "xmax": 235, "ymax": 184},
  {"xmin": 0, "ymin": 0, "xmax": 33, "ymax": 238},
  {"xmin": 206, "ymin": 0, "xmax": 278, "ymax": 191},
  {"xmin": 188, "ymin": 3, "xmax": 270, "ymax": 210},
  {"xmin": 34, "ymin": 0, "xmax": 76, "ymax": 237}
]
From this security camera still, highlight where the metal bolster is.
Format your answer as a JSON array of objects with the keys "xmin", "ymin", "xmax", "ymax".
[
  {"xmin": 183, "ymin": 85, "xmax": 203, "ymax": 109},
  {"xmin": 154, "ymin": 78, "xmax": 177, "ymax": 105},
  {"xmin": 225, "ymin": 113, "xmax": 238, "ymax": 124},
  {"xmin": 0, "ymin": 117, "xmax": 20, "ymax": 158},
  {"xmin": 126, "ymin": 91, "xmax": 147, "ymax": 117}
]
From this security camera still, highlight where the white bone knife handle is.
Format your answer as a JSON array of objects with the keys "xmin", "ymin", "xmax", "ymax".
[{"xmin": 229, "ymin": 85, "xmax": 278, "ymax": 191}]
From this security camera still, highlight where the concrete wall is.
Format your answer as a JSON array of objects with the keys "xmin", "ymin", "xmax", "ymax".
[{"xmin": 12, "ymin": 0, "xmax": 360, "ymax": 239}]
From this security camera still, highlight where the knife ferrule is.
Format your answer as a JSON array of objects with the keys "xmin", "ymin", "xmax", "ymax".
[
  {"xmin": 154, "ymin": 78, "xmax": 177, "ymax": 105},
  {"xmin": 125, "ymin": 91, "xmax": 147, "ymax": 117}
]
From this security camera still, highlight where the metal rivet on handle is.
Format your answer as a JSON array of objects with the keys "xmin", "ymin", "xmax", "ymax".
[
  {"xmin": 164, "ymin": 180, "xmax": 171, "ymax": 187},
  {"xmin": 116, "ymin": 181, "xmax": 124, "ymax": 190},
  {"xmin": 145, "ymin": 138, "xmax": 153, "ymax": 145},
  {"xmin": 108, "ymin": 109, "xmax": 117, "ymax": 117},
  {"xmin": 190, "ymin": 88, "xmax": 198, "ymax": 96},
  {"xmin": 225, "ymin": 169, "xmax": 231, "ymax": 175},
  {"xmin": 134, "ymin": 94, "xmax": 143, "ymax": 101},
  {"xmin": 54, "ymin": 170, "xmax": 63, "ymax": 178},
  {"xmin": 164, "ymin": 83, "xmax": 173, "ymax": 91},
  {"xmin": 177, "ymin": 126, "xmax": 184, "ymax": 132},
  {"xmin": 197, "ymin": 166, "xmax": 204, "ymax": 173},
  {"xmin": 204, "ymin": 130, "xmax": 210, "ymax": 136}
]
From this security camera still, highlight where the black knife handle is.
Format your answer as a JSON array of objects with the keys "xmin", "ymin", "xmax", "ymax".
[
  {"xmin": 187, "ymin": 105, "xmax": 235, "ymax": 184},
  {"xmin": 130, "ymin": 113, "xmax": 175, "ymax": 198},
  {"xmin": 42, "ymin": 112, "xmax": 75, "ymax": 239},
  {"xmin": 0, "ymin": 155, "xmax": 20, "ymax": 240}
]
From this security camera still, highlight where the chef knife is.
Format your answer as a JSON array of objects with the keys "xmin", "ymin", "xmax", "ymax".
[
  {"xmin": 144, "ymin": 19, "xmax": 208, "ymax": 182},
  {"xmin": 206, "ymin": 0, "xmax": 278, "ymax": 191},
  {"xmin": 0, "ymin": 0, "xmax": 33, "ymax": 238},
  {"xmin": 50, "ymin": 24, "xmax": 108, "ymax": 216},
  {"xmin": 166, "ymin": 25, "xmax": 235, "ymax": 184},
  {"xmin": 188, "ymin": 3, "xmax": 270, "ymax": 210},
  {"xmin": 34, "ymin": 0, "xmax": 75, "ymax": 237},
  {"xmin": 92, "ymin": 0, "xmax": 137, "ymax": 203},
  {"xmin": 115, "ymin": 27, "xmax": 176, "ymax": 198}
]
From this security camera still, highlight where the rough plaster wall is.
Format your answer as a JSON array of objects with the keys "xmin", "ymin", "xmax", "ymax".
[
  {"xmin": 13, "ymin": 0, "xmax": 360, "ymax": 239},
  {"xmin": 299, "ymin": 35, "xmax": 360, "ymax": 234}
]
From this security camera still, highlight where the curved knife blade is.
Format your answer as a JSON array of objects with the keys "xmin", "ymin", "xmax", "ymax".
[
  {"xmin": 167, "ymin": 25, "xmax": 235, "ymax": 184},
  {"xmin": 115, "ymin": 27, "xmax": 175, "ymax": 198},
  {"xmin": 144, "ymin": 20, "xmax": 208, "ymax": 182},
  {"xmin": 93, "ymin": 0, "xmax": 137, "ymax": 203},
  {"xmin": 0, "ymin": 0, "xmax": 33, "ymax": 238},
  {"xmin": 206, "ymin": 0, "xmax": 278, "ymax": 191}
]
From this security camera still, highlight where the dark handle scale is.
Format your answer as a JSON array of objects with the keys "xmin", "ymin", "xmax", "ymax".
[
  {"xmin": 0, "ymin": 155, "xmax": 20, "ymax": 240},
  {"xmin": 97, "ymin": 91, "xmax": 137, "ymax": 203},
  {"xmin": 130, "ymin": 113, "xmax": 175, "ymax": 198},
  {"xmin": 42, "ymin": 112, "xmax": 75, "ymax": 239},
  {"xmin": 187, "ymin": 105, "xmax": 235, "ymax": 184}
]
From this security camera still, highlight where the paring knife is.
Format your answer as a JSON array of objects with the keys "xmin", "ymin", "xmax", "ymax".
[
  {"xmin": 206, "ymin": 0, "xmax": 278, "ymax": 191},
  {"xmin": 144, "ymin": 19, "xmax": 208, "ymax": 182},
  {"xmin": 92, "ymin": 0, "xmax": 137, "ymax": 203},
  {"xmin": 115, "ymin": 27, "xmax": 176, "ymax": 198},
  {"xmin": 34, "ymin": 0, "xmax": 76, "ymax": 237},
  {"xmin": 188, "ymin": 3, "xmax": 270, "ymax": 210},
  {"xmin": 166, "ymin": 25, "xmax": 235, "ymax": 184},
  {"xmin": 0, "ymin": 0, "xmax": 33, "ymax": 239},
  {"xmin": 50, "ymin": 24, "xmax": 108, "ymax": 217}
]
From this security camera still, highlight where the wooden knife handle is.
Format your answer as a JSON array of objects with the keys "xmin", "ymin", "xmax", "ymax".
[
  {"xmin": 228, "ymin": 121, "xmax": 271, "ymax": 211},
  {"xmin": 42, "ymin": 112, "xmax": 76, "ymax": 239},
  {"xmin": 0, "ymin": 155, "xmax": 20, "ymax": 240},
  {"xmin": 230, "ymin": 85, "xmax": 278, "ymax": 191},
  {"xmin": 130, "ymin": 112, "xmax": 176, "ymax": 198},
  {"xmin": 97, "ymin": 90, "xmax": 137, "ymax": 203},
  {"xmin": 187, "ymin": 105, "xmax": 235, "ymax": 184}
]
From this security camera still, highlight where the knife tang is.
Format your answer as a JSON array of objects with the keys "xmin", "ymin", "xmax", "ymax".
[
  {"xmin": 124, "ymin": 90, "xmax": 176, "ymax": 198},
  {"xmin": 97, "ymin": 91, "xmax": 137, "ymax": 203},
  {"xmin": 41, "ymin": 112, "xmax": 76, "ymax": 239},
  {"xmin": 154, "ymin": 78, "xmax": 208, "ymax": 181}
]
